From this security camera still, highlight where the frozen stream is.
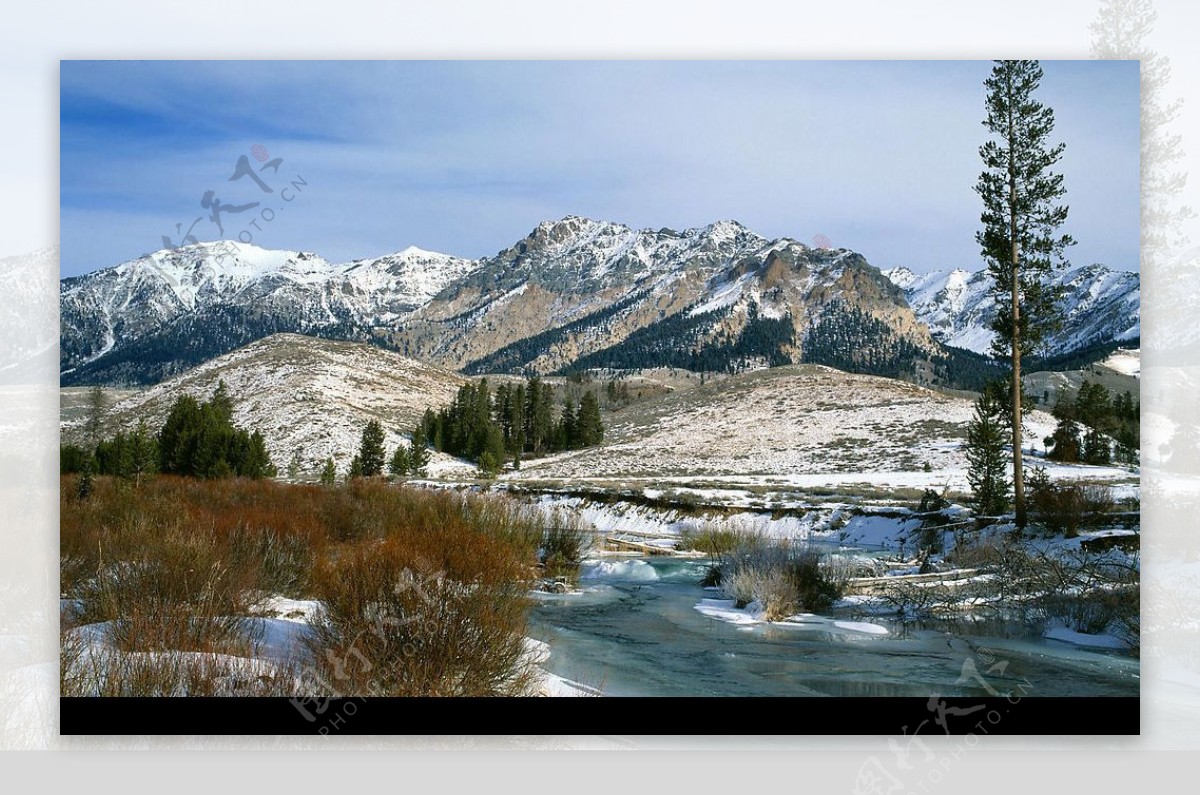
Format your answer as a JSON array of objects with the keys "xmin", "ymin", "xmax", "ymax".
[{"xmin": 527, "ymin": 556, "xmax": 1139, "ymax": 698}]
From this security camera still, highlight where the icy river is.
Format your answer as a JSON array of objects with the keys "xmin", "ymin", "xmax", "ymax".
[{"xmin": 527, "ymin": 555, "xmax": 1139, "ymax": 698}]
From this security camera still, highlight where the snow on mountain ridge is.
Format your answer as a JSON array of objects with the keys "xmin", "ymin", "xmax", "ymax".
[
  {"xmin": 67, "ymin": 217, "xmax": 1136, "ymax": 386},
  {"xmin": 884, "ymin": 263, "xmax": 1139, "ymax": 358},
  {"xmin": 60, "ymin": 239, "xmax": 482, "ymax": 378}
]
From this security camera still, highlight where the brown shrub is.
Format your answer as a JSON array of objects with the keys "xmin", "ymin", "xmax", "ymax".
[
  {"xmin": 307, "ymin": 504, "xmax": 539, "ymax": 696},
  {"xmin": 1028, "ymin": 476, "xmax": 1116, "ymax": 538},
  {"xmin": 61, "ymin": 475, "xmax": 546, "ymax": 696}
]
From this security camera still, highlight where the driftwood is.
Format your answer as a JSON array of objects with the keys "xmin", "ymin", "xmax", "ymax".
[{"xmin": 845, "ymin": 567, "xmax": 981, "ymax": 596}]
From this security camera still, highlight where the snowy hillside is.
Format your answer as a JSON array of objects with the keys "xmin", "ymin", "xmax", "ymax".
[
  {"xmin": 509, "ymin": 364, "xmax": 1125, "ymax": 494},
  {"xmin": 883, "ymin": 264, "xmax": 1139, "ymax": 358},
  {"xmin": 61, "ymin": 333, "xmax": 474, "ymax": 477},
  {"xmin": 1101, "ymin": 348, "xmax": 1141, "ymax": 378}
]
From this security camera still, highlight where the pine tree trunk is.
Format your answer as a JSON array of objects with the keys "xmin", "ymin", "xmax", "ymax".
[{"xmin": 1009, "ymin": 171, "xmax": 1026, "ymax": 529}]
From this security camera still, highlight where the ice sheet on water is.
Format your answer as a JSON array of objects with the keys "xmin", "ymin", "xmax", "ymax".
[{"xmin": 580, "ymin": 559, "xmax": 660, "ymax": 582}]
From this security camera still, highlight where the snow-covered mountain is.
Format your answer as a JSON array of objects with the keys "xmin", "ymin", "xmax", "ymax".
[
  {"xmin": 60, "ymin": 241, "xmax": 478, "ymax": 384},
  {"xmin": 883, "ymin": 264, "xmax": 1140, "ymax": 359},
  {"xmin": 63, "ymin": 218, "xmax": 945, "ymax": 386},
  {"xmin": 63, "ymin": 218, "xmax": 1139, "ymax": 389},
  {"xmin": 388, "ymin": 215, "xmax": 940, "ymax": 379}
]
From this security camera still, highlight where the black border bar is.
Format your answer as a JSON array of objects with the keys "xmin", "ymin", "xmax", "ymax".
[{"xmin": 61, "ymin": 696, "xmax": 1139, "ymax": 736}]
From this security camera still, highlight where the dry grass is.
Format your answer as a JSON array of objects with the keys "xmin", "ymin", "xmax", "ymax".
[
  {"xmin": 717, "ymin": 535, "xmax": 847, "ymax": 620},
  {"xmin": 60, "ymin": 475, "xmax": 547, "ymax": 696},
  {"xmin": 60, "ymin": 629, "xmax": 299, "ymax": 697},
  {"xmin": 539, "ymin": 510, "xmax": 595, "ymax": 584},
  {"xmin": 308, "ymin": 538, "xmax": 538, "ymax": 696}
]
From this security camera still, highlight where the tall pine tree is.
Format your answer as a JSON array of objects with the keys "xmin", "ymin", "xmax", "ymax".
[
  {"xmin": 976, "ymin": 60, "xmax": 1073, "ymax": 527},
  {"xmin": 84, "ymin": 385, "xmax": 107, "ymax": 448}
]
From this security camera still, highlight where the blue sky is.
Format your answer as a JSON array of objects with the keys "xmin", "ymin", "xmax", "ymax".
[{"xmin": 59, "ymin": 60, "xmax": 1140, "ymax": 278}]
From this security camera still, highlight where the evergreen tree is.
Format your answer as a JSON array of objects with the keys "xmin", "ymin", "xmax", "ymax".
[
  {"xmin": 155, "ymin": 385, "xmax": 274, "ymax": 479},
  {"xmin": 84, "ymin": 385, "xmax": 107, "ymax": 448},
  {"xmin": 982, "ymin": 376, "xmax": 1034, "ymax": 437},
  {"xmin": 480, "ymin": 424, "xmax": 507, "ymax": 475},
  {"xmin": 1082, "ymin": 426, "xmax": 1112, "ymax": 465},
  {"xmin": 471, "ymin": 378, "xmax": 493, "ymax": 457},
  {"xmin": 477, "ymin": 450, "xmax": 501, "ymax": 479},
  {"xmin": 96, "ymin": 430, "xmax": 140, "ymax": 478},
  {"xmin": 358, "ymin": 419, "xmax": 386, "ymax": 476},
  {"xmin": 210, "ymin": 379, "xmax": 235, "ymax": 426},
  {"xmin": 496, "ymin": 383, "xmax": 513, "ymax": 444},
  {"xmin": 1051, "ymin": 390, "xmax": 1077, "ymax": 422},
  {"xmin": 975, "ymin": 59, "xmax": 1074, "ymax": 527},
  {"xmin": 1114, "ymin": 425, "xmax": 1139, "ymax": 465},
  {"xmin": 525, "ymin": 376, "xmax": 551, "ymax": 454},
  {"xmin": 409, "ymin": 424, "xmax": 431, "ymax": 477},
  {"xmin": 319, "ymin": 457, "xmax": 337, "ymax": 485},
  {"xmin": 348, "ymin": 454, "xmax": 364, "ymax": 479},
  {"xmin": 389, "ymin": 444, "xmax": 411, "ymax": 478},
  {"xmin": 1047, "ymin": 416, "xmax": 1082, "ymax": 463},
  {"xmin": 127, "ymin": 420, "xmax": 158, "ymax": 486},
  {"xmin": 509, "ymin": 383, "xmax": 526, "ymax": 469},
  {"xmin": 76, "ymin": 457, "xmax": 95, "ymax": 500},
  {"xmin": 241, "ymin": 430, "xmax": 275, "ymax": 478},
  {"xmin": 158, "ymin": 394, "xmax": 204, "ymax": 475},
  {"xmin": 287, "ymin": 451, "xmax": 303, "ymax": 480},
  {"xmin": 558, "ymin": 397, "xmax": 578, "ymax": 450},
  {"xmin": 60, "ymin": 444, "xmax": 90, "ymax": 474},
  {"xmin": 966, "ymin": 392, "xmax": 1011, "ymax": 518},
  {"xmin": 576, "ymin": 391, "xmax": 604, "ymax": 447},
  {"xmin": 421, "ymin": 407, "xmax": 441, "ymax": 452},
  {"xmin": 1075, "ymin": 381, "xmax": 1112, "ymax": 432},
  {"xmin": 192, "ymin": 404, "xmax": 231, "ymax": 478}
]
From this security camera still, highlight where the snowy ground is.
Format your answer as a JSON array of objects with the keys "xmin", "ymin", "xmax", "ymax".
[
  {"xmin": 693, "ymin": 597, "xmax": 890, "ymax": 636},
  {"xmin": 61, "ymin": 591, "xmax": 591, "ymax": 698},
  {"xmin": 1103, "ymin": 348, "xmax": 1141, "ymax": 378},
  {"xmin": 505, "ymin": 364, "xmax": 1099, "ymax": 488}
]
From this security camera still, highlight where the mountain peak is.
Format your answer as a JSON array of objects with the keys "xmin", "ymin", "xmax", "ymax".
[
  {"xmin": 530, "ymin": 215, "xmax": 629, "ymax": 241},
  {"xmin": 881, "ymin": 266, "xmax": 918, "ymax": 289},
  {"xmin": 701, "ymin": 219, "xmax": 749, "ymax": 234},
  {"xmin": 395, "ymin": 244, "xmax": 453, "ymax": 259},
  {"xmin": 144, "ymin": 239, "xmax": 278, "ymax": 262}
]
